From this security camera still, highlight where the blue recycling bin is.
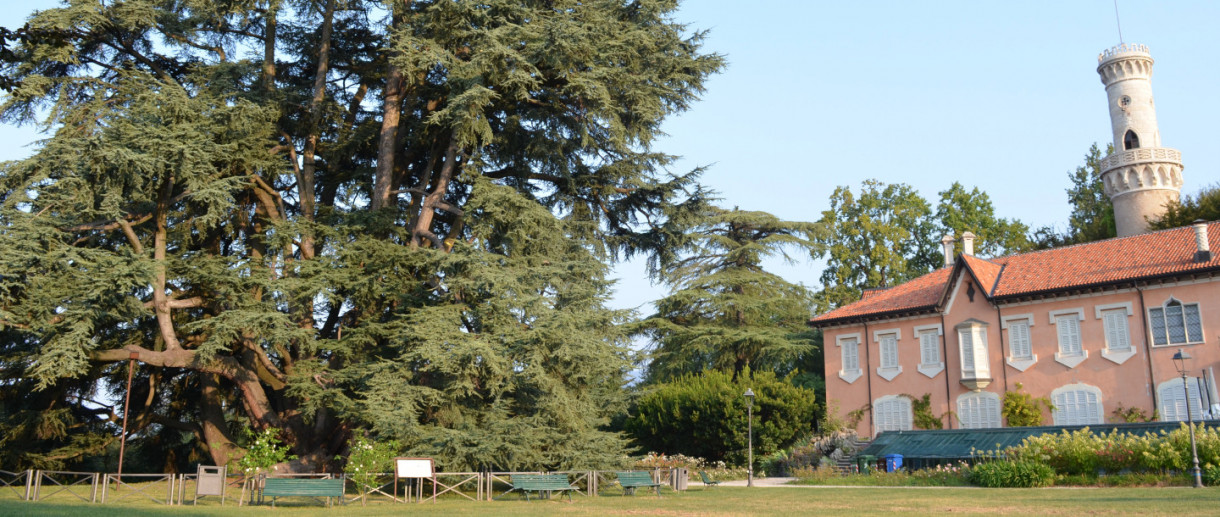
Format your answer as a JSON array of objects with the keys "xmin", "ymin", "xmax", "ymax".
[{"xmin": 884, "ymin": 454, "xmax": 903, "ymax": 472}]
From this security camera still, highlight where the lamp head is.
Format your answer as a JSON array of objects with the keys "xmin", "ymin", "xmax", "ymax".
[
  {"xmin": 743, "ymin": 388, "xmax": 755, "ymax": 404},
  {"xmin": 1173, "ymin": 348, "xmax": 1192, "ymax": 375}
]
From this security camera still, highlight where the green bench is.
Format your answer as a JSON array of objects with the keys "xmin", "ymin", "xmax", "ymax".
[
  {"xmin": 697, "ymin": 470, "xmax": 721, "ymax": 488},
  {"xmin": 616, "ymin": 471, "xmax": 663, "ymax": 496},
  {"xmin": 510, "ymin": 473, "xmax": 578, "ymax": 501},
  {"xmin": 261, "ymin": 477, "xmax": 345, "ymax": 507}
]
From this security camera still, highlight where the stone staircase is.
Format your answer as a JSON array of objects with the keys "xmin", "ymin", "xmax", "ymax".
[{"xmin": 836, "ymin": 438, "xmax": 873, "ymax": 473}]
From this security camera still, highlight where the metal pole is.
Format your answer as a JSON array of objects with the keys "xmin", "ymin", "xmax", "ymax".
[
  {"xmin": 116, "ymin": 352, "xmax": 139, "ymax": 491},
  {"xmin": 747, "ymin": 401, "xmax": 753, "ymax": 488},
  {"xmin": 1183, "ymin": 370, "xmax": 1203, "ymax": 488}
]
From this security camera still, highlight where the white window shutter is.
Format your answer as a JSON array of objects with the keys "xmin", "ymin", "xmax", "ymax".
[
  {"xmin": 1010, "ymin": 321, "xmax": 1031, "ymax": 358},
  {"xmin": 1103, "ymin": 310, "xmax": 1130, "ymax": 351},
  {"xmin": 960, "ymin": 330, "xmax": 975, "ymax": 373},
  {"xmin": 920, "ymin": 331, "xmax": 939, "ymax": 364},
  {"xmin": 881, "ymin": 334, "xmax": 898, "ymax": 368}
]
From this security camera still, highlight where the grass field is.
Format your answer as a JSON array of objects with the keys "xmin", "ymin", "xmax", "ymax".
[{"xmin": 3, "ymin": 485, "xmax": 1220, "ymax": 516}]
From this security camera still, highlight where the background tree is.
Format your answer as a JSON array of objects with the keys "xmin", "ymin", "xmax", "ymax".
[
  {"xmin": 1151, "ymin": 184, "xmax": 1220, "ymax": 230},
  {"xmin": 935, "ymin": 182, "xmax": 1032, "ymax": 257},
  {"xmin": 813, "ymin": 180, "xmax": 938, "ymax": 312},
  {"xmin": 0, "ymin": 0, "xmax": 721, "ymax": 471},
  {"xmin": 625, "ymin": 369, "xmax": 818, "ymax": 466},
  {"xmin": 641, "ymin": 206, "xmax": 822, "ymax": 382},
  {"xmin": 1033, "ymin": 143, "xmax": 1116, "ymax": 248}
]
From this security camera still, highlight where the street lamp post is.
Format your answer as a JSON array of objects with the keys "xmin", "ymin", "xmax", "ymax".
[
  {"xmin": 1172, "ymin": 349, "xmax": 1204, "ymax": 489},
  {"xmin": 743, "ymin": 388, "xmax": 755, "ymax": 488}
]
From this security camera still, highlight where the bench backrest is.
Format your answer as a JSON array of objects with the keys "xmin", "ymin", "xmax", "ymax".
[
  {"xmin": 698, "ymin": 470, "xmax": 714, "ymax": 483},
  {"xmin": 512, "ymin": 473, "xmax": 573, "ymax": 490},
  {"xmin": 262, "ymin": 477, "xmax": 345, "ymax": 497},
  {"xmin": 616, "ymin": 471, "xmax": 658, "ymax": 486}
]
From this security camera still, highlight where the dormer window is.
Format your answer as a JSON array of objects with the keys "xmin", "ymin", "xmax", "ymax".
[{"xmin": 1124, "ymin": 130, "xmax": 1140, "ymax": 150}]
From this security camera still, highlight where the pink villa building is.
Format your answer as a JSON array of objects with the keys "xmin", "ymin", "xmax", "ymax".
[{"xmin": 809, "ymin": 223, "xmax": 1220, "ymax": 437}]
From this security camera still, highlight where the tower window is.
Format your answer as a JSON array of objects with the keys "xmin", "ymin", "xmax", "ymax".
[{"xmin": 1124, "ymin": 130, "xmax": 1140, "ymax": 150}]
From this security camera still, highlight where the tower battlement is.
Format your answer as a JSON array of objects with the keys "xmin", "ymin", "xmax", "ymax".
[{"xmin": 1098, "ymin": 43, "xmax": 1150, "ymax": 64}]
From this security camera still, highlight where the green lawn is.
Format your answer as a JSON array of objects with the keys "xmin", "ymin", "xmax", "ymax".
[{"xmin": 3, "ymin": 485, "xmax": 1220, "ymax": 516}]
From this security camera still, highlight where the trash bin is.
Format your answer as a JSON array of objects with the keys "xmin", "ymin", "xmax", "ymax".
[
  {"xmin": 884, "ymin": 454, "xmax": 903, "ymax": 472},
  {"xmin": 856, "ymin": 455, "xmax": 876, "ymax": 474},
  {"xmin": 670, "ymin": 468, "xmax": 688, "ymax": 491}
]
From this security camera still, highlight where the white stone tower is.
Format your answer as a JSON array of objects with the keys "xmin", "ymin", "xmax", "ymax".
[{"xmin": 1096, "ymin": 43, "xmax": 1183, "ymax": 237}]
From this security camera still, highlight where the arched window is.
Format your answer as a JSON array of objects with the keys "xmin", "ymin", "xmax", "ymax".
[
  {"xmin": 1124, "ymin": 130, "xmax": 1140, "ymax": 150},
  {"xmin": 1148, "ymin": 297, "xmax": 1204, "ymax": 346},
  {"xmin": 1159, "ymin": 378, "xmax": 1205, "ymax": 422},
  {"xmin": 874, "ymin": 395, "xmax": 912, "ymax": 434},
  {"xmin": 957, "ymin": 392, "xmax": 1002, "ymax": 429},
  {"xmin": 1051, "ymin": 384, "xmax": 1103, "ymax": 426}
]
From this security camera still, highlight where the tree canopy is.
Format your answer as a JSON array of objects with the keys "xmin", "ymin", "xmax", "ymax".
[
  {"xmin": 0, "ymin": 0, "xmax": 722, "ymax": 471},
  {"xmin": 812, "ymin": 180, "xmax": 938, "ymax": 312},
  {"xmin": 640, "ymin": 206, "xmax": 822, "ymax": 382},
  {"xmin": 1032, "ymin": 143, "xmax": 1116, "ymax": 248}
]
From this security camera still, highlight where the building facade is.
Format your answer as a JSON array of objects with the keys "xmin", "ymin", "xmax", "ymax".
[{"xmin": 810, "ymin": 224, "xmax": 1219, "ymax": 437}]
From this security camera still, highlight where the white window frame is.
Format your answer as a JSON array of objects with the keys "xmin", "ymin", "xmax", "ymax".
[
  {"xmin": 1095, "ymin": 302, "xmax": 1136, "ymax": 364},
  {"xmin": 837, "ymin": 333, "xmax": 863, "ymax": 383},
  {"xmin": 1147, "ymin": 297, "xmax": 1205, "ymax": 347},
  {"xmin": 1050, "ymin": 383, "xmax": 1104, "ymax": 426},
  {"xmin": 957, "ymin": 391, "xmax": 1002, "ymax": 429},
  {"xmin": 914, "ymin": 323, "xmax": 944, "ymax": 378},
  {"xmin": 873, "ymin": 329, "xmax": 902, "ymax": 381},
  {"xmin": 873, "ymin": 395, "xmax": 913, "ymax": 434},
  {"xmin": 1157, "ymin": 378, "xmax": 1206, "ymax": 422},
  {"xmin": 1049, "ymin": 308, "xmax": 1087, "ymax": 368},
  {"xmin": 1001, "ymin": 313, "xmax": 1037, "ymax": 372}
]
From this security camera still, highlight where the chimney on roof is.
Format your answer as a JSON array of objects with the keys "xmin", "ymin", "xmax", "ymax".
[
  {"xmin": 941, "ymin": 234, "xmax": 956, "ymax": 267},
  {"xmin": 1194, "ymin": 220, "xmax": 1212, "ymax": 262},
  {"xmin": 962, "ymin": 231, "xmax": 976, "ymax": 256}
]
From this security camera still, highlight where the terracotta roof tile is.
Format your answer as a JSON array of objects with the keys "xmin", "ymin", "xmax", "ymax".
[
  {"xmin": 961, "ymin": 255, "xmax": 1003, "ymax": 294},
  {"xmin": 811, "ymin": 267, "xmax": 952, "ymax": 323},
  {"xmin": 810, "ymin": 222, "xmax": 1220, "ymax": 326}
]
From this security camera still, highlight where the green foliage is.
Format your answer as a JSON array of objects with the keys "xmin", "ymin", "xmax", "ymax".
[
  {"xmin": 1033, "ymin": 143, "xmax": 1117, "ymax": 247},
  {"xmin": 907, "ymin": 393, "xmax": 944, "ymax": 430},
  {"xmin": 625, "ymin": 369, "xmax": 818, "ymax": 466},
  {"xmin": 345, "ymin": 435, "xmax": 400, "ymax": 503},
  {"xmin": 1111, "ymin": 404, "xmax": 1156, "ymax": 423},
  {"xmin": 935, "ymin": 182, "xmax": 1033, "ymax": 256},
  {"xmin": 760, "ymin": 430, "xmax": 859, "ymax": 476},
  {"xmin": 1152, "ymin": 183, "xmax": 1220, "ymax": 230},
  {"xmin": 1203, "ymin": 464, "xmax": 1220, "ymax": 486},
  {"xmin": 0, "ymin": 0, "xmax": 721, "ymax": 471},
  {"xmin": 1002, "ymin": 383, "xmax": 1052, "ymax": 427},
  {"xmin": 813, "ymin": 180, "xmax": 938, "ymax": 311},
  {"xmin": 641, "ymin": 206, "xmax": 822, "ymax": 381},
  {"xmin": 813, "ymin": 179, "xmax": 1031, "ymax": 312},
  {"xmin": 969, "ymin": 460, "xmax": 1054, "ymax": 488},
  {"xmin": 1005, "ymin": 425, "xmax": 1220, "ymax": 476},
  {"xmin": 793, "ymin": 462, "xmax": 972, "ymax": 487},
  {"xmin": 237, "ymin": 428, "xmax": 296, "ymax": 476}
]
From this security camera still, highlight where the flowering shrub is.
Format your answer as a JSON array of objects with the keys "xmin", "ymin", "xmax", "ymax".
[
  {"xmin": 632, "ymin": 451, "xmax": 723, "ymax": 470},
  {"xmin": 1005, "ymin": 424, "xmax": 1220, "ymax": 476},
  {"xmin": 344, "ymin": 434, "xmax": 400, "ymax": 503},
  {"xmin": 237, "ymin": 427, "xmax": 296, "ymax": 476}
]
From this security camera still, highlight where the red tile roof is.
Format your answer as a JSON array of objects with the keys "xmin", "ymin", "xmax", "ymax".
[{"xmin": 810, "ymin": 222, "xmax": 1220, "ymax": 326}]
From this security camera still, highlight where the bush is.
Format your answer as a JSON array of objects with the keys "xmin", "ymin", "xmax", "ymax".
[
  {"xmin": 625, "ymin": 369, "xmax": 818, "ymax": 466},
  {"xmin": 1203, "ymin": 464, "xmax": 1220, "ymax": 486},
  {"xmin": 969, "ymin": 460, "xmax": 1054, "ymax": 488}
]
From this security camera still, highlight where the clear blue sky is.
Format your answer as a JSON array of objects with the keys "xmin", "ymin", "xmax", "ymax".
[{"xmin": 2, "ymin": 1, "xmax": 1218, "ymax": 318}]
